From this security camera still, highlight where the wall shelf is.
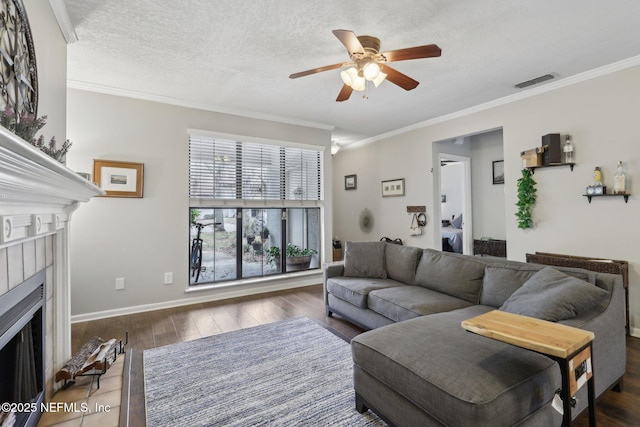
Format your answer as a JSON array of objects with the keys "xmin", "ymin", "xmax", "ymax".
[
  {"xmin": 527, "ymin": 163, "xmax": 575, "ymax": 174},
  {"xmin": 583, "ymin": 193, "xmax": 629, "ymax": 203}
]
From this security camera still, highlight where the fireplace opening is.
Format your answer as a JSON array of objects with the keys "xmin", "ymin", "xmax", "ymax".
[{"xmin": 0, "ymin": 270, "xmax": 46, "ymax": 427}]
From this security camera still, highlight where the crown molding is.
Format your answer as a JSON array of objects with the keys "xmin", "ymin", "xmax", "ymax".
[
  {"xmin": 343, "ymin": 55, "xmax": 640, "ymax": 150},
  {"xmin": 67, "ymin": 80, "xmax": 335, "ymax": 132},
  {"xmin": 49, "ymin": 0, "xmax": 78, "ymax": 44}
]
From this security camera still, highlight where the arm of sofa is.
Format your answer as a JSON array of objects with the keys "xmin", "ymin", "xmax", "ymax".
[
  {"xmin": 561, "ymin": 272, "xmax": 626, "ymax": 415},
  {"xmin": 323, "ymin": 262, "xmax": 344, "ymax": 310}
]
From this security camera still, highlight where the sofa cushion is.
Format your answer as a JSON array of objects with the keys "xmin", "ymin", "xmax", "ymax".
[
  {"xmin": 343, "ymin": 241, "xmax": 387, "ymax": 279},
  {"xmin": 384, "ymin": 244, "xmax": 422, "ymax": 284},
  {"xmin": 368, "ymin": 286, "xmax": 472, "ymax": 323},
  {"xmin": 500, "ymin": 267, "xmax": 609, "ymax": 321},
  {"xmin": 481, "ymin": 262, "xmax": 596, "ymax": 308},
  {"xmin": 352, "ymin": 306, "xmax": 560, "ymax": 426},
  {"xmin": 326, "ymin": 277, "xmax": 404, "ymax": 308},
  {"xmin": 414, "ymin": 249, "xmax": 486, "ymax": 303}
]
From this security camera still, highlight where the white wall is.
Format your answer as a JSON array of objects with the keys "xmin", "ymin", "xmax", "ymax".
[
  {"xmin": 333, "ymin": 131, "xmax": 434, "ymax": 246},
  {"xmin": 440, "ymin": 162, "xmax": 464, "ymax": 222},
  {"xmin": 24, "ymin": 0, "xmax": 67, "ymax": 142},
  {"xmin": 66, "ymin": 89, "xmax": 332, "ymax": 317},
  {"xmin": 469, "ymin": 130, "xmax": 506, "ymax": 239},
  {"xmin": 333, "ymin": 65, "xmax": 640, "ymax": 334}
]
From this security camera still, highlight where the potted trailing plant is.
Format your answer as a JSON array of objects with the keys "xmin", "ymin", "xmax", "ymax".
[
  {"xmin": 515, "ymin": 168, "xmax": 537, "ymax": 229},
  {"xmin": 251, "ymin": 237, "xmax": 263, "ymax": 252},
  {"xmin": 266, "ymin": 244, "xmax": 317, "ymax": 271},
  {"xmin": 244, "ymin": 220, "xmax": 258, "ymax": 244},
  {"xmin": 285, "ymin": 243, "xmax": 317, "ymax": 271},
  {"xmin": 0, "ymin": 107, "xmax": 72, "ymax": 162},
  {"xmin": 265, "ymin": 246, "xmax": 281, "ymax": 272},
  {"xmin": 260, "ymin": 226, "xmax": 270, "ymax": 240},
  {"xmin": 190, "ymin": 209, "xmax": 200, "ymax": 225}
]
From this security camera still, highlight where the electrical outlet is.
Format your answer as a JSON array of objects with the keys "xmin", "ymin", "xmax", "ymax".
[
  {"xmin": 115, "ymin": 277, "xmax": 125, "ymax": 290},
  {"xmin": 164, "ymin": 272, "xmax": 173, "ymax": 285}
]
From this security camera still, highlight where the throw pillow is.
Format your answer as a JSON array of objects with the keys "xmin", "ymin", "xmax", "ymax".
[
  {"xmin": 481, "ymin": 262, "xmax": 596, "ymax": 308},
  {"xmin": 499, "ymin": 267, "xmax": 608, "ymax": 321},
  {"xmin": 414, "ymin": 249, "xmax": 485, "ymax": 303},
  {"xmin": 385, "ymin": 243, "xmax": 422, "ymax": 284},
  {"xmin": 451, "ymin": 214, "xmax": 463, "ymax": 229},
  {"xmin": 343, "ymin": 241, "xmax": 387, "ymax": 279}
]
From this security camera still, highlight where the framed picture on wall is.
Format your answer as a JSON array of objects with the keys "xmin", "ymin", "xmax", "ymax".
[
  {"xmin": 382, "ymin": 178, "xmax": 405, "ymax": 197},
  {"xmin": 492, "ymin": 160, "xmax": 504, "ymax": 185},
  {"xmin": 93, "ymin": 159, "xmax": 144, "ymax": 197},
  {"xmin": 345, "ymin": 174, "xmax": 357, "ymax": 190}
]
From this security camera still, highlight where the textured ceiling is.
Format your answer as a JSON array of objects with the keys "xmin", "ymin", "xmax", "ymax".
[{"xmin": 62, "ymin": 0, "xmax": 640, "ymax": 146}]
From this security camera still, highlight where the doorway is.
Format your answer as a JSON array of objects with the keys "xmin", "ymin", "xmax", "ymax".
[
  {"xmin": 434, "ymin": 128, "xmax": 506, "ymax": 256},
  {"xmin": 439, "ymin": 153, "xmax": 473, "ymax": 254}
]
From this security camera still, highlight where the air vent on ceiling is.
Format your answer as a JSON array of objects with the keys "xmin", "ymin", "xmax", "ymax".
[{"xmin": 514, "ymin": 73, "xmax": 555, "ymax": 89}]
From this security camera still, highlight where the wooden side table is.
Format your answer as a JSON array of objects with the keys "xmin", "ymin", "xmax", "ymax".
[{"xmin": 462, "ymin": 310, "xmax": 595, "ymax": 427}]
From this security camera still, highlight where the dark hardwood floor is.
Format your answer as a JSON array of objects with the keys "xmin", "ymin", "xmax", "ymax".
[{"xmin": 71, "ymin": 284, "xmax": 640, "ymax": 426}]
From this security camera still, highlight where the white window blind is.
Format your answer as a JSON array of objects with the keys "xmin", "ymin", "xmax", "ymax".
[{"xmin": 189, "ymin": 135, "xmax": 323, "ymax": 201}]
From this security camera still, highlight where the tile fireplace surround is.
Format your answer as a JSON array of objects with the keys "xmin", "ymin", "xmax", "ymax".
[{"xmin": 0, "ymin": 126, "xmax": 102, "ymax": 423}]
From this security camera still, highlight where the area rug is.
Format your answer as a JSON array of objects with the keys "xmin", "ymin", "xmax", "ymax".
[{"xmin": 143, "ymin": 317, "xmax": 385, "ymax": 426}]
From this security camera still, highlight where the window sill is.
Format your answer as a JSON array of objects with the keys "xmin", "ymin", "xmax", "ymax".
[{"xmin": 184, "ymin": 269, "xmax": 321, "ymax": 294}]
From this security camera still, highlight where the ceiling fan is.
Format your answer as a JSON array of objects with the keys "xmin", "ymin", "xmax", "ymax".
[{"xmin": 289, "ymin": 29, "xmax": 441, "ymax": 102}]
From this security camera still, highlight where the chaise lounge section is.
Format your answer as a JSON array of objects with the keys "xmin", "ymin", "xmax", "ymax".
[{"xmin": 323, "ymin": 241, "xmax": 625, "ymax": 426}]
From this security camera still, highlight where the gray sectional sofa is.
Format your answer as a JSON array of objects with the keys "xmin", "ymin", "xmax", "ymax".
[{"xmin": 323, "ymin": 241, "xmax": 626, "ymax": 427}]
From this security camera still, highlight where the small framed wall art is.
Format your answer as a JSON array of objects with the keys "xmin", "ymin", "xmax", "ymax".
[
  {"xmin": 345, "ymin": 174, "xmax": 357, "ymax": 190},
  {"xmin": 93, "ymin": 159, "xmax": 144, "ymax": 198},
  {"xmin": 382, "ymin": 178, "xmax": 405, "ymax": 197},
  {"xmin": 492, "ymin": 160, "xmax": 504, "ymax": 185}
]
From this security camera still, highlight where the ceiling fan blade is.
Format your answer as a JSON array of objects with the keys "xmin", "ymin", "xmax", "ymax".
[
  {"xmin": 289, "ymin": 63, "xmax": 345, "ymax": 79},
  {"xmin": 381, "ymin": 44, "xmax": 441, "ymax": 62},
  {"xmin": 332, "ymin": 29, "xmax": 364, "ymax": 56},
  {"xmin": 336, "ymin": 84, "xmax": 353, "ymax": 102},
  {"xmin": 380, "ymin": 64, "xmax": 419, "ymax": 91}
]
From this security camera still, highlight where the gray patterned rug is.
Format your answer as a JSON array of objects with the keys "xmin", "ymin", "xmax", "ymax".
[{"xmin": 143, "ymin": 317, "xmax": 385, "ymax": 426}]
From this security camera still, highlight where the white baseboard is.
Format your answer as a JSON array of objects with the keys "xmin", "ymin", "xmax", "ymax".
[
  {"xmin": 71, "ymin": 273, "xmax": 321, "ymax": 323},
  {"xmin": 630, "ymin": 327, "xmax": 640, "ymax": 339}
]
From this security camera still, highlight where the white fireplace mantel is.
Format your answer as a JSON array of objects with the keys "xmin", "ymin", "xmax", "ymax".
[
  {"xmin": 0, "ymin": 126, "xmax": 101, "ymax": 212},
  {"xmin": 0, "ymin": 125, "xmax": 103, "ymax": 390},
  {"xmin": 0, "ymin": 124, "xmax": 102, "ymax": 243}
]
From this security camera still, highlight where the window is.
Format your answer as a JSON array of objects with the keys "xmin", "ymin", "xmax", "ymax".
[
  {"xmin": 189, "ymin": 136, "xmax": 323, "ymax": 201},
  {"xmin": 189, "ymin": 134, "xmax": 323, "ymax": 285},
  {"xmin": 189, "ymin": 207, "xmax": 320, "ymax": 284}
]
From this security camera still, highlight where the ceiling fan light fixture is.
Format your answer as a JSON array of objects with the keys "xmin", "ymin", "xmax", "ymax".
[
  {"xmin": 351, "ymin": 76, "xmax": 366, "ymax": 91},
  {"xmin": 363, "ymin": 61, "xmax": 381, "ymax": 81},
  {"xmin": 372, "ymin": 71, "xmax": 387, "ymax": 87},
  {"xmin": 340, "ymin": 67, "xmax": 358, "ymax": 86},
  {"xmin": 290, "ymin": 29, "xmax": 442, "ymax": 102}
]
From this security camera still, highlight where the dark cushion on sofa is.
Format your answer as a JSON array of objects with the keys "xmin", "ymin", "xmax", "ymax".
[
  {"xmin": 344, "ymin": 241, "xmax": 386, "ymax": 279},
  {"xmin": 326, "ymin": 277, "xmax": 404, "ymax": 308},
  {"xmin": 384, "ymin": 244, "xmax": 422, "ymax": 284},
  {"xmin": 414, "ymin": 249, "xmax": 486, "ymax": 303},
  {"xmin": 500, "ymin": 267, "xmax": 609, "ymax": 321},
  {"xmin": 481, "ymin": 262, "xmax": 596, "ymax": 308},
  {"xmin": 368, "ymin": 286, "xmax": 472, "ymax": 322}
]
